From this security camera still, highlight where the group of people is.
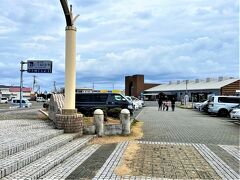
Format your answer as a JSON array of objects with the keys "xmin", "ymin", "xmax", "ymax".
[{"xmin": 157, "ymin": 93, "xmax": 176, "ymax": 111}]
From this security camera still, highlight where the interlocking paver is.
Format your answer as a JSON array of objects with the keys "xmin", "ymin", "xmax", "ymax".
[
  {"xmin": 40, "ymin": 144, "xmax": 100, "ymax": 179},
  {"xmin": 66, "ymin": 143, "xmax": 117, "ymax": 180},
  {"xmin": 0, "ymin": 116, "xmax": 61, "ymax": 158},
  {"xmin": 2, "ymin": 136, "xmax": 93, "ymax": 180},
  {"xmin": 138, "ymin": 107, "xmax": 239, "ymax": 145},
  {"xmin": 0, "ymin": 133, "xmax": 79, "ymax": 178},
  {"xmin": 219, "ymin": 145, "xmax": 240, "ymax": 161},
  {"xmin": 1, "ymin": 106, "xmax": 239, "ymax": 179},
  {"xmin": 194, "ymin": 144, "xmax": 239, "ymax": 179}
]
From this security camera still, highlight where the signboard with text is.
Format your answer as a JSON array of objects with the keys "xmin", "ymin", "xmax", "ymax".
[{"xmin": 27, "ymin": 60, "xmax": 52, "ymax": 73}]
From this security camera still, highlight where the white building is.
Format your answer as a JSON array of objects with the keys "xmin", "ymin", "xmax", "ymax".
[
  {"xmin": 0, "ymin": 85, "xmax": 32, "ymax": 100},
  {"xmin": 144, "ymin": 77, "xmax": 240, "ymax": 101}
]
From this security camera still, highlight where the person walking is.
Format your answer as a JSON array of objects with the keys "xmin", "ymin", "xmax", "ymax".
[
  {"xmin": 165, "ymin": 99, "xmax": 171, "ymax": 111},
  {"xmin": 158, "ymin": 95, "xmax": 163, "ymax": 111},
  {"xmin": 171, "ymin": 97, "xmax": 176, "ymax": 111},
  {"xmin": 162, "ymin": 101, "xmax": 166, "ymax": 111}
]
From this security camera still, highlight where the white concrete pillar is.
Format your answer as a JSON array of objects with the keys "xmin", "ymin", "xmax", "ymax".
[
  {"xmin": 120, "ymin": 109, "xmax": 130, "ymax": 135},
  {"xmin": 64, "ymin": 26, "xmax": 76, "ymax": 110},
  {"xmin": 94, "ymin": 109, "xmax": 104, "ymax": 136}
]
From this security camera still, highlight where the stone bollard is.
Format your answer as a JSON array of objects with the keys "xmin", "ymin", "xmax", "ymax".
[
  {"xmin": 94, "ymin": 109, "xmax": 104, "ymax": 136},
  {"xmin": 120, "ymin": 109, "xmax": 131, "ymax": 135}
]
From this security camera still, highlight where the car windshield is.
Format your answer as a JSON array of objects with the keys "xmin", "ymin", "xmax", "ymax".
[
  {"xmin": 123, "ymin": 95, "xmax": 132, "ymax": 102},
  {"xmin": 234, "ymin": 104, "xmax": 240, "ymax": 108}
]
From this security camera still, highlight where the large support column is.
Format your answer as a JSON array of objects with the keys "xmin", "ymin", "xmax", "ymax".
[
  {"xmin": 64, "ymin": 26, "xmax": 76, "ymax": 110},
  {"xmin": 57, "ymin": 0, "xmax": 82, "ymax": 134}
]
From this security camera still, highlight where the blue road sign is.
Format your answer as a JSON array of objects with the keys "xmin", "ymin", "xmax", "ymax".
[{"xmin": 27, "ymin": 60, "xmax": 52, "ymax": 73}]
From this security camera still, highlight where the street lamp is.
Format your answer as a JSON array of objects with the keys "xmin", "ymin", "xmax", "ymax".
[{"xmin": 60, "ymin": 0, "xmax": 79, "ymax": 111}]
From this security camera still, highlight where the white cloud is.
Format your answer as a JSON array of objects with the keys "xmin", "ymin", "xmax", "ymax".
[
  {"xmin": 0, "ymin": 16, "xmax": 19, "ymax": 34},
  {"xmin": 21, "ymin": 42, "xmax": 47, "ymax": 50},
  {"xmin": 32, "ymin": 35, "xmax": 57, "ymax": 42},
  {"xmin": 0, "ymin": 0, "xmax": 238, "ymax": 91}
]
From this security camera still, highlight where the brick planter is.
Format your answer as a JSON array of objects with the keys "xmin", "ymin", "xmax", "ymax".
[{"xmin": 56, "ymin": 113, "xmax": 83, "ymax": 134}]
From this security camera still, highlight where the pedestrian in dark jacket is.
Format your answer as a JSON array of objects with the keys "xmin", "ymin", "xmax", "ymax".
[
  {"xmin": 158, "ymin": 96, "xmax": 163, "ymax": 111},
  {"xmin": 171, "ymin": 97, "xmax": 176, "ymax": 111}
]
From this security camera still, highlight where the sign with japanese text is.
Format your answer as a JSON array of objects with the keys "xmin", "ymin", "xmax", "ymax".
[{"xmin": 27, "ymin": 60, "xmax": 52, "ymax": 73}]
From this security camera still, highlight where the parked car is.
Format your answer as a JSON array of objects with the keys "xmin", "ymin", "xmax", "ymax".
[
  {"xmin": 197, "ymin": 100, "xmax": 209, "ymax": 112},
  {"xmin": 126, "ymin": 96, "xmax": 139, "ymax": 110},
  {"xmin": 229, "ymin": 104, "xmax": 240, "ymax": 113},
  {"xmin": 0, "ymin": 97, "xmax": 8, "ymax": 104},
  {"xmin": 230, "ymin": 108, "xmax": 240, "ymax": 120},
  {"xmin": 193, "ymin": 99, "xmax": 206, "ymax": 109},
  {"xmin": 208, "ymin": 96, "xmax": 240, "ymax": 117},
  {"xmin": 131, "ymin": 96, "xmax": 144, "ymax": 108},
  {"xmin": 36, "ymin": 97, "xmax": 46, "ymax": 102},
  {"xmin": 75, "ymin": 93, "xmax": 134, "ymax": 115},
  {"xmin": 11, "ymin": 99, "xmax": 32, "ymax": 108}
]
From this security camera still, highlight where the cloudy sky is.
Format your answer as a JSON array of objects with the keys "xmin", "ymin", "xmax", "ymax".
[{"xmin": 0, "ymin": 0, "xmax": 238, "ymax": 92}]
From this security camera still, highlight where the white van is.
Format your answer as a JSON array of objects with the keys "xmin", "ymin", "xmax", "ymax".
[
  {"xmin": 11, "ymin": 99, "xmax": 32, "ymax": 108},
  {"xmin": 0, "ymin": 97, "xmax": 8, "ymax": 104},
  {"xmin": 36, "ymin": 97, "xmax": 46, "ymax": 102},
  {"xmin": 208, "ymin": 96, "xmax": 240, "ymax": 116}
]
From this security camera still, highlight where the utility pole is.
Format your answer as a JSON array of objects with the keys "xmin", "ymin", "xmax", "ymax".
[
  {"xmin": 185, "ymin": 80, "xmax": 188, "ymax": 94},
  {"xmin": 33, "ymin": 75, "xmax": 36, "ymax": 92},
  {"xmin": 53, "ymin": 81, "xmax": 57, "ymax": 93},
  {"xmin": 20, "ymin": 61, "xmax": 27, "ymax": 108}
]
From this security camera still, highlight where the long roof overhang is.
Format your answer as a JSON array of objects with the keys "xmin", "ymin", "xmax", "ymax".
[{"xmin": 144, "ymin": 78, "xmax": 239, "ymax": 92}]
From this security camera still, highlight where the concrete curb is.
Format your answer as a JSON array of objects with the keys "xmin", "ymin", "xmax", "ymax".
[{"xmin": 39, "ymin": 109, "xmax": 49, "ymax": 117}]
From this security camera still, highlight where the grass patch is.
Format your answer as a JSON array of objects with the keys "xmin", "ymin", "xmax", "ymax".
[{"xmin": 114, "ymin": 142, "xmax": 140, "ymax": 176}]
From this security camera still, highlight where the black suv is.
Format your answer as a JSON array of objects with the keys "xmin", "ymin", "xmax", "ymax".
[{"xmin": 75, "ymin": 93, "xmax": 134, "ymax": 114}]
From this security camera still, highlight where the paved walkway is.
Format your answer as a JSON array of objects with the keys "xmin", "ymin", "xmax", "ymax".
[
  {"xmin": 0, "ymin": 107, "xmax": 239, "ymax": 179},
  {"xmin": 139, "ymin": 107, "xmax": 239, "ymax": 145},
  {"xmin": 93, "ymin": 107, "xmax": 239, "ymax": 179}
]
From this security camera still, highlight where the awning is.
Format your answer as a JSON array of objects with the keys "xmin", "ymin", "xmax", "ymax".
[{"xmin": 143, "ymin": 93, "xmax": 158, "ymax": 96}]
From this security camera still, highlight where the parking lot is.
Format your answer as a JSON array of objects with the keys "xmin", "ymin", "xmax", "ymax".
[
  {"xmin": 0, "ymin": 101, "xmax": 239, "ymax": 179},
  {"xmin": 139, "ymin": 106, "xmax": 239, "ymax": 145},
  {"xmin": 0, "ymin": 101, "xmax": 43, "ymax": 111}
]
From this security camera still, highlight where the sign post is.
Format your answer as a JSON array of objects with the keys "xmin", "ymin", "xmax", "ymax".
[
  {"xmin": 20, "ymin": 61, "xmax": 27, "ymax": 108},
  {"xmin": 27, "ymin": 60, "xmax": 52, "ymax": 73},
  {"xmin": 19, "ymin": 60, "xmax": 52, "ymax": 108}
]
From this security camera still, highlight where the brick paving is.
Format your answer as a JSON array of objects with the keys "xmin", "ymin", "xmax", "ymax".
[
  {"xmin": 2, "ymin": 136, "xmax": 93, "ymax": 180},
  {"xmin": 93, "ymin": 142, "xmax": 129, "ymax": 180},
  {"xmin": 0, "ymin": 107, "xmax": 239, "ymax": 179},
  {"xmin": 0, "ymin": 108, "xmax": 46, "ymax": 120},
  {"xmin": 40, "ymin": 144, "xmax": 100, "ymax": 179},
  {"xmin": 67, "ymin": 143, "xmax": 117, "ymax": 180},
  {"xmin": 139, "ymin": 107, "xmax": 239, "ymax": 145},
  {"xmin": 207, "ymin": 145, "xmax": 240, "ymax": 174},
  {"xmin": 128, "ymin": 143, "xmax": 219, "ymax": 179},
  {"xmin": 0, "ymin": 120, "xmax": 63, "ymax": 159},
  {"xmin": 91, "ymin": 106, "xmax": 239, "ymax": 179}
]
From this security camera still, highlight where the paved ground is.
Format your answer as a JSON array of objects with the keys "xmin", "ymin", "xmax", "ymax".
[
  {"xmin": 140, "ymin": 107, "xmax": 239, "ymax": 145},
  {"xmin": 111, "ymin": 106, "xmax": 239, "ymax": 179},
  {"xmin": 0, "ymin": 106, "xmax": 239, "ymax": 179},
  {"xmin": 0, "ymin": 101, "xmax": 43, "ymax": 110}
]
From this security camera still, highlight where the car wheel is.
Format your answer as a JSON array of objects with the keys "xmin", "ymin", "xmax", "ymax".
[{"xmin": 218, "ymin": 109, "xmax": 229, "ymax": 117}]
